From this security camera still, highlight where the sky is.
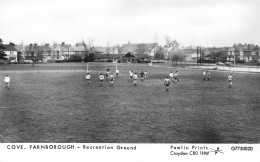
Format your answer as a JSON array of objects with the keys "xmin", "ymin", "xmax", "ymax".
[{"xmin": 0, "ymin": 0, "xmax": 259, "ymax": 47}]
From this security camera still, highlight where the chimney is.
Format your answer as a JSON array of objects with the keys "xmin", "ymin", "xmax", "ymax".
[
  {"xmin": 29, "ymin": 44, "xmax": 33, "ymax": 51},
  {"xmin": 9, "ymin": 42, "xmax": 15, "ymax": 46}
]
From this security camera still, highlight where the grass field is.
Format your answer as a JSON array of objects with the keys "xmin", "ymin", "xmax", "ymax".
[{"xmin": 0, "ymin": 63, "xmax": 259, "ymax": 143}]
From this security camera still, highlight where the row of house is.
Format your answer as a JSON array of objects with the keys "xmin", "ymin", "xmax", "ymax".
[
  {"xmin": 183, "ymin": 45, "xmax": 260, "ymax": 63},
  {"xmin": 0, "ymin": 42, "xmax": 89, "ymax": 62},
  {"xmin": 0, "ymin": 42, "xmax": 159, "ymax": 63},
  {"xmin": 1, "ymin": 41, "xmax": 259, "ymax": 63},
  {"xmin": 91, "ymin": 43, "xmax": 159, "ymax": 63}
]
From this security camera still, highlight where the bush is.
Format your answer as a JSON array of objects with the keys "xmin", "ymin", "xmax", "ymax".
[
  {"xmin": 84, "ymin": 53, "xmax": 95, "ymax": 62},
  {"xmin": 94, "ymin": 60, "xmax": 105, "ymax": 62},
  {"xmin": 137, "ymin": 60, "xmax": 149, "ymax": 63},
  {"xmin": 56, "ymin": 60, "xmax": 69, "ymax": 63},
  {"xmin": 68, "ymin": 55, "xmax": 82, "ymax": 62},
  {"xmin": 47, "ymin": 60, "xmax": 56, "ymax": 63},
  {"xmin": 237, "ymin": 60, "xmax": 245, "ymax": 64}
]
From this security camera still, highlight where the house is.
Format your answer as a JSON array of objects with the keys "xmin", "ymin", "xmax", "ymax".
[
  {"xmin": 71, "ymin": 46, "xmax": 87, "ymax": 60},
  {"xmin": 121, "ymin": 46, "xmax": 135, "ymax": 55},
  {"xmin": 14, "ymin": 45, "xmax": 25, "ymax": 61},
  {"xmin": 232, "ymin": 44, "xmax": 259, "ymax": 63},
  {"xmin": 51, "ymin": 43, "xmax": 71, "ymax": 60},
  {"xmin": 207, "ymin": 47, "xmax": 229, "ymax": 55},
  {"xmin": 51, "ymin": 42, "xmax": 83, "ymax": 60},
  {"xmin": 36, "ymin": 44, "xmax": 52, "ymax": 62},
  {"xmin": 1, "ymin": 43, "xmax": 18, "ymax": 61},
  {"xmin": 23, "ymin": 44, "xmax": 39, "ymax": 61},
  {"xmin": 217, "ymin": 51, "xmax": 229, "ymax": 62},
  {"xmin": 180, "ymin": 47, "xmax": 211, "ymax": 62},
  {"xmin": 234, "ymin": 47, "xmax": 244, "ymax": 61},
  {"xmin": 93, "ymin": 47, "xmax": 107, "ymax": 54},
  {"xmin": 121, "ymin": 43, "xmax": 159, "ymax": 57},
  {"xmin": 227, "ymin": 47, "xmax": 236, "ymax": 62},
  {"xmin": 243, "ymin": 51, "xmax": 256, "ymax": 63},
  {"xmin": 253, "ymin": 46, "xmax": 260, "ymax": 63},
  {"xmin": 121, "ymin": 53, "xmax": 151, "ymax": 63},
  {"xmin": 72, "ymin": 45, "xmax": 87, "ymax": 55},
  {"xmin": 94, "ymin": 54, "xmax": 124, "ymax": 62},
  {"xmin": 22, "ymin": 44, "xmax": 51, "ymax": 61},
  {"xmin": 71, "ymin": 43, "xmax": 89, "ymax": 59},
  {"xmin": 206, "ymin": 47, "xmax": 230, "ymax": 62},
  {"xmin": 163, "ymin": 46, "xmax": 174, "ymax": 60},
  {"xmin": 51, "ymin": 43, "xmax": 63, "ymax": 60},
  {"xmin": 182, "ymin": 48, "xmax": 198, "ymax": 62},
  {"xmin": 62, "ymin": 46, "xmax": 75, "ymax": 60}
]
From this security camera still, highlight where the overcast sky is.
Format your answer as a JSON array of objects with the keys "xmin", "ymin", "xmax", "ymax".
[{"xmin": 0, "ymin": 0, "xmax": 259, "ymax": 47}]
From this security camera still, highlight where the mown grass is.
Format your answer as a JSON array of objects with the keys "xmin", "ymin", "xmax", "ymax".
[{"xmin": 0, "ymin": 63, "xmax": 259, "ymax": 143}]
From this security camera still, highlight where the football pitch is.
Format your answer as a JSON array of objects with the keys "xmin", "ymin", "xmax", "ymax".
[{"xmin": 0, "ymin": 63, "xmax": 259, "ymax": 143}]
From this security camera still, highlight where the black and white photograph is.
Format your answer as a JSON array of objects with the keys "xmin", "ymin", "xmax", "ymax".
[{"xmin": 0, "ymin": 0, "xmax": 259, "ymax": 161}]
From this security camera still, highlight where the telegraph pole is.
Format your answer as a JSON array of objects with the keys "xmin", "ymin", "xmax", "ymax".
[
  {"xmin": 234, "ymin": 50, "xmax": 236, "ymax": 66},
  {"xmin": 197, "ymin": 46, "xmax": 199, "ymax": 65},
  {"xmin": 200, "ymin": 46, "xmax": 202, "ymax": 64},
  {"xmin": 31, "ymin": 44, "xmax": 35, "ymax": 67}
]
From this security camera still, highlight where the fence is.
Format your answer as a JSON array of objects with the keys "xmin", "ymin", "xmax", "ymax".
[
  {"xmin": 0, "ymin": 63, "xmax": 89, "ymax": 73},
  {"xmin": 159, "ymin": 62, "xmax": 260, "ymax": 73},
  {"xmin": 0, "ymin": 62, "xmax": 120, "ymax": 74},
  {"xmin": 1, "ymin": 62, "xmax": 260, "ymax": 73}
]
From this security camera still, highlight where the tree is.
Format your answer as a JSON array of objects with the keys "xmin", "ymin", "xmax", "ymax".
[
  {"xmin": 105, "ymin": 40, "xmax": 111, "ymax": 54},
  {"xmin": 86, "ymin": 38, "xmax": 94, "ymax": 47},
  {"xmin": 84, "ymin": 50, "xmax": 95, "ymax": 62},
  {"xmin": 154, "ymin": 46, "xmax": 165, "ymax": 61},
  {"xmin": 115, "ymin": 43, "xmax": 121, "ymax": 54},
  {"xmin": 29, "ymin": 43, "xmax": 38, "ymax": 66},
  {"xmin": 165, "ymin": 36, "xmax": 180, "ymax": 48},
  {"xmin": 165, "ymin": 35, "xmax": 171, "ymax": 47},
  {"xmin": 135, "ymin": 44, "xmax": 145, "ymax": 54},
  {"xmin": 169, "ymin": 47, "xmax": 185, "ymax": 65},
  {"xmin": 0, "ymin": 39, "xmax": 7, "ymax": 60},
  {"xmin": 83, "ymin": 50, "xmax": 90, "ymax": 62},
  {"xmin": 153, "ymin": 32, "xmax": 159, "ymax": 44},
  {"xmin": 254, "ymin": 45, "xmax": 260, "ymax": 66},
  {"xmin": 171, "ymin": 40, "xmax": 180, "ymax": 47}
]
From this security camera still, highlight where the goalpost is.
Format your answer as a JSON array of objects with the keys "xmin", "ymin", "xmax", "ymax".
[
  {"xmin": 116, "ymin": 59, "xmax": 118, "ymax": 71},
  {"xmin": 86, "ymin": 62, "xmax": 89, "ymax": 73}
]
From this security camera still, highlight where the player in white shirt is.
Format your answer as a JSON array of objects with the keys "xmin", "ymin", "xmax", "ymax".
[
  {"xmin": 169, "ymin": 71, "xmax": 174, "ymax": 82},
  {"xmin": 164, "ymin": 76, "xmax": 171, "ymax": 92},
  {"xmin": 99, "ymin": 73, "xmax": 105, "ymax": 87},
  {"xmin": 4, "ymin": 75, "xmax": 10, "ymax": 89},
  {"xmin": 116, "ymin": 69, "xmax": 119, "ymax": 78},
  {"xmin": 228, "ymin": 74, "xmax": 233, "ymax": 88},
  {"xmin": 133, "ymin": 72, "xmax": 138, "ymax": 86},
  {"xmin": 109, "ymin": 73, "xmax": 114, "ymax": 87},
  {"xmin": 144, "ymin": 71, "xmax": 148, "ymax": 78},
  {"xmin": 173, "ymin": 71, "xmax": 178, "ymax": 84},
  {"xmin": 85, "ymin": 72, "xmax": 91, "ymax": 85},
  {"xmin": 203, "ymin": 71, "xmax": 207, "ymax": 80},
  {"xmin": 128, "ymin": 70, "xmax": 133, "ymax": 82}
]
